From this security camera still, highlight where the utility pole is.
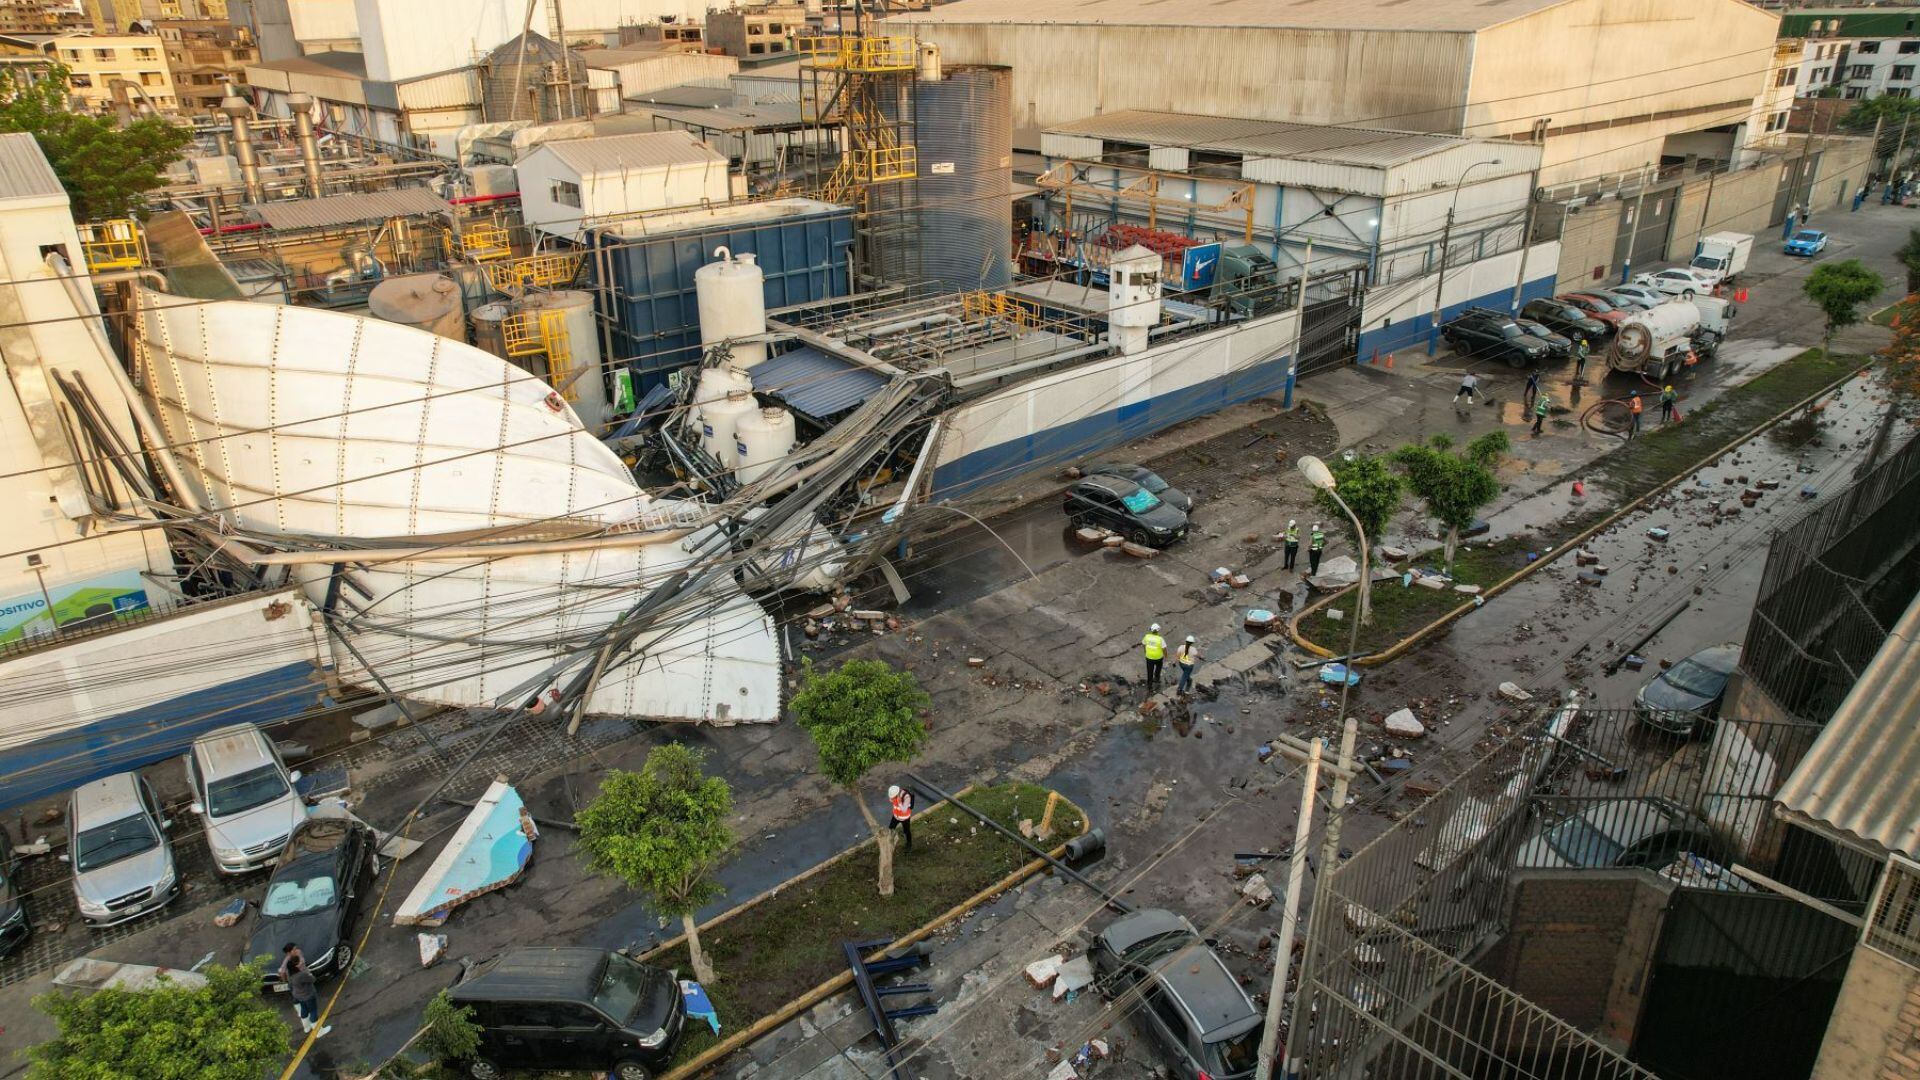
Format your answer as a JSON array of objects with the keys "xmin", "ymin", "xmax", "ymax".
[
  {"xmin": 1693, "ymin": 164, "xmax": 1719, "ymax": 251},
  {"xmin": 1428, "ymin": 158, "xmax": 1503, "ymax": 354},
  {"xmin": 1619, "ymin": 179, "xmax": 1650, "ymax": 285},
  {"xmin": 1283, "ymin": 239, "xmax": 1311, "ymax": 410},
  {"xmin": 1509, "ymin": 166, "xmax": 1543, "ymax": 313},
  {"xmin": 1895, "ymin": 112, "xmax": 1912, "ymax": 177},
  {"xmin": 1254, "ymin": 738, "xmax": 1319, "ymax": 1080}
]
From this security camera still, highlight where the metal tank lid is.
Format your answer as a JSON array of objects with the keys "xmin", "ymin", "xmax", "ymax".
[{"xmin": 368, "ymin": 274, "xmax": 460, "ymax": 323}]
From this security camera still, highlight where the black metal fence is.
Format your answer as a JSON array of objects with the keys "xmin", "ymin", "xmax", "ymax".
[{"xmin": 1743, "ymin": 432, "xmax": 1920, "ymax": 724}]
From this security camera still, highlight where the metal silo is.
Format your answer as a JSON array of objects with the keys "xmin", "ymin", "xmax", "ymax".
[{"xmin": 914, "ymin": 65, "xmax": 1013, "ymax": 291}]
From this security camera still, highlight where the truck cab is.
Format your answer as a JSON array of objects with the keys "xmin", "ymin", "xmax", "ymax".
[{"xmin": 1690, "ymin": 232, "xmax": 1753, "ymax": 287}]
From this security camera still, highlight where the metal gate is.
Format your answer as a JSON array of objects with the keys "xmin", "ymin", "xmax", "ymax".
[
  {"xmin": 1631, "ymin": 890, "xmax": 1856, "ymax": 1080},
  {"xmin": 1614, "ymin": 186, "xmax": 1678, "ymax": 274},
  {"xmin": 1296, "ymin": 266, "xmax": 1365, "ymax": 378}
]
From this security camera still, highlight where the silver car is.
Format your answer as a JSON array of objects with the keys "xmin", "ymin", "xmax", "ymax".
[
  {"xmin": 65, "ymin": 773, "xmax": 178, "ymax": 926},
  {"xmin": 184, "ymin": 724, "xmax": 308, "ymax": 875}
]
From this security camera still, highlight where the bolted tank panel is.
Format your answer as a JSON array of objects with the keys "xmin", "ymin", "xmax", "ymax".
[
  {"xmin": 877, "ymin": 65, "xmax": 1012, "ymax": 292},
  {"xmin": 368, "ymin": 273, "xmax": 465, "ymax": 340}
]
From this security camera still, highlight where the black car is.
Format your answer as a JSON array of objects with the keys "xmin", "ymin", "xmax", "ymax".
[
  {"xmin": 448, "ymin": 947, "xmax": 687, "ymax": 1080},
  {"xmin": 1441, "ymin": 310, "xmax": 1551, "ymax": 368},
  {"xmin": 246, "ymin": 818, "xmax": 376, "ymax": 990},
  {"xmin": 1063, "ymin": 475, "xmax": 1189, "ymax": 547},
  {"xmin": 1635, "ymin": 643, "xmax": 1741, "ymax": 737},
  {"xmin": 1083, "ymin": 462, "xmax": 1195, "ymax": 514},
  {"xmin": 1520, "ymin": 297, "xmax": 1609, "ymax": 344},
  {"xmin": 0, "ymin": 838, "xmax": 28, "ymax": 959},
  {"xmin": 1090, "ymin": 908, "xmax": 1263, "ymax": 1080},
  {"xmin": 1514, "ymin": 317, "xmax": 1576, "ymax": 361}
]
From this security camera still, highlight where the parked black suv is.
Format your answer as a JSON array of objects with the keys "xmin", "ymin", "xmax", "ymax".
[
  {"xmin": 447, "ymin": 948, "xmax": 686, "ymax": 1080},
  {"xmin": 1063, "ymin": 475, "xmax": 1189, "ymax": 547},
  {"xmin": 1441, "ymin": 310, "xmax": 1551, "ymax": 368},
  {"xmin": 1090, "ymin": 908, "xmax": 1263, "ymax": 1079},
  {"xmin": 1520, "ymin": 297, "xmax": 1609, "ymax": 344}
]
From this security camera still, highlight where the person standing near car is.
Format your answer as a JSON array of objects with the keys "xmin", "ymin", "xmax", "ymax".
[
  {"xmin": 278, "ymin": 943, "xmax": 304, "ymax": 986},
  {"xmin": 1308, "ymin": 524, "xmax": 1327, "ymax": 576},
  {"xmin": 1141, "ymin": 623, "xmax": 1166, "ymax": 692},
  {"xmin": 1174, "ymin": 636, "xmax": 1200, "ymax": 696},
  {"xmin": 887, "ymin": 785, "xmax": 914, "ymax": 851},
  {"xmin": 1282, "ymin": 519, "xmax": 1299, "ymax": 570},
  {"xmin": 287, "ymin": 955, "xmax": 329, "ymax": 1038}
]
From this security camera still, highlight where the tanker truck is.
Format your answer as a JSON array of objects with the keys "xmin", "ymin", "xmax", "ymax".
[{"xmin": 1606, "ymin": 296, "xmax": 1735, "ymax": 379}]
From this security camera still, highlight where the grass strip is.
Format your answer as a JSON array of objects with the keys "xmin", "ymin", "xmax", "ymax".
[{"xmin": 1298, "ymin": 349, "xmax": 1862, "ymax": 656}]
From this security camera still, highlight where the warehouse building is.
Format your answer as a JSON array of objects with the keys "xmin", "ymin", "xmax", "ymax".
[
  {"xmin": 515, "ymin": 129, "xmax": 733, "ymax": 238},
  {"xmin": 891, "ymin": 0, "xmax": 1783, "ymax": 189}
]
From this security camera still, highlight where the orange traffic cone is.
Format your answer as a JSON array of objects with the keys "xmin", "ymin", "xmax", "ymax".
[
  {"xmin": 1384, "ymin": 353, "xmax": 1395, "ymax": 369},
  {"xmin": 1572, "ymin": 479, "xmax": 1586, "ymax": 498}
]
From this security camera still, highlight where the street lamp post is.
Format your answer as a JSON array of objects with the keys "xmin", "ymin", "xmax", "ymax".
[{"xmin": 1427, "ymin": 158, "xmax": 1504, "ymax": 355}]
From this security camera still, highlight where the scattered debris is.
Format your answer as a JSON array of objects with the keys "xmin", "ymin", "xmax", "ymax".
[
  {"xmin": 1382, "ymin": 708, "xmax": 1427, "ymax": 739},
  {"xmin": 967, "ymin": 657, "xmax": 986, "ymax": 668},
  {"xmin": 1319, "ymin": 664, "xmax": 1361, "ymax": 687},
  {"xmin": 1240, "ymin": 872, "xmax": 1275, "ymax": 908},
  {"xmin": 1497, "ymin": 682, "xmax": 1533, "ymax": 704},
  {"xmin": 1622, "ymin": 655, "xmax": 1646, "ymax": 671},
  {"xmin": 1025, "ymin": 955, "xmax": 1063, "ymax": 989},
  {"xmin": 1647, "ymin": 527, "xmax": 1670, "ymax": 543},
  {"xmin": 213, "ymin": 898, "xmax": 250, "ymax": 928},
  {"xmin": 1052, "ymin": 955, "xmax": 1096, "ymax": 1001},
  {"xmin": 1245, "ymin": 609, "xmax": 1277, "ymax": 630},
  {"xmin": 1120, "ymin": 541, "xmax": 1159, "ymax": 558},
  {"xmin": 418, "ymin": 933, "xmax": 449, "ymax": 967}
]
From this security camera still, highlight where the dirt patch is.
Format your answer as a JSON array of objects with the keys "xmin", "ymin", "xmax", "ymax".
[{"xmin": 653, "ymin": 783, "xmax": 1083, "ymax": 1067}]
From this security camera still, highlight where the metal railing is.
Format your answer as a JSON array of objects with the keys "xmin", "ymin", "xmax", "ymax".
[
  {"xmin": 796, "ymin": 34, "xmax": 917, "ymax": 72},
  {"xmin": 79, "ymin": 219, "xmax": 144, "ymax": 272}
]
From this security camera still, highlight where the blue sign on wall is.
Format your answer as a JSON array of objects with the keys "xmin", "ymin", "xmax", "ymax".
[{"xmin": 1181, "ymin": 243, "xmax": 1222, "ymax": 291}]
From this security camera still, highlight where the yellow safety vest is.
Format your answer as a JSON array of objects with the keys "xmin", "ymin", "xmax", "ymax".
[
  {"xmin": 1142, "ymin": 633, "xmax": 1165, "ymax": 660},
  {"xmin": 1310, "ymin": 530, "xmax": 1326, "ymax": 551},
  {"xmin": 1284, "ymin": 525, "xmax": 1299, "ymax": 544}
]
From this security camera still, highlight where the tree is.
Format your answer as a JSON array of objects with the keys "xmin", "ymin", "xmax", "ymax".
[
  {"xmin": 0, "ymin": 68, "xmax": 192, "ymax": 220},
  {"xmin": 27, "ymin": 961, "xmax": 288, "ymax": 1080},
  {"xmin": 1313, "ymin": 453, "xmax": 1405, "ymax": 625},
  {"xmin": 790, "ymin": 658, "xmax": 929, "ymax": 897},
  {"xmin": 576, "ymin": 745, "xmax": 735, "ymax": 985},
  {"xmin": 1803, "ymin": 259, "xmax": 1887, "ymax": 355},
  {"xmin": 1839, "ymin": 93, "xmax": 1920, "ymax": 135},
  {"xmin": 1897, "ymin": 230, "xmax": 1920, "ymax": 297},
  {"xmin": 1393, "ymin": 432, "xmax": 1509, "ymax": 574}
]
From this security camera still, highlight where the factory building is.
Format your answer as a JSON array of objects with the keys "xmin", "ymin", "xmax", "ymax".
[
  {"xmin": 515, "ymin": 129, "xmax": 733, "ymax": 238},
  {"xmin": 891, "ymin": 0, "xmax": 1783, "ymax": 189}
]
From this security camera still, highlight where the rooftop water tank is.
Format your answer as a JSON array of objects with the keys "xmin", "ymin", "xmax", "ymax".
[
  {"xmin": 699, "ymin": 389, "xmax": 758, "ymax": 463},
  {"xmin": 694, "ymin": 247, "xmax": 768, "ymax": 369},
  {"xmin": 367, "ymin": 274, "xmax": 464, "ymax": 341},
  {"xmin": 734, "ymin": 405, "xmax": 796, "ymax": 485}
]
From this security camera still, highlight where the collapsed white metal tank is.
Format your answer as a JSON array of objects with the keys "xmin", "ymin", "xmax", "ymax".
[
  {"xmin": 368, "ymin": 273, "xmax": 464, "ymax": 340},
  {"xmin": 516, "ymin": 290, "xmax": 607, "ymax": 429},
  {"xmin": 693, "ymin": 363, "xmax": 753, "ymax": 409},
  {"xmin": 699, "ymin": 389, "xmax": 758, "ymax": 462},
  {"xmin": 1108, "ymin": 244, "xmax": 1162, "ymax": 357},
  {"xmin": 694, "ymin": 247, "xmax": 768, "ymax": 369},
  {"xmin": 734, "ymin": 405, "xmax": 796, "ymax": 485},
  {"xmin": 470, "ymin": 302, "xmax": 512, "ymax": 359},
  {"xmin": 126, "ymin": 291, "xmax": 781, "ymax": 724}
]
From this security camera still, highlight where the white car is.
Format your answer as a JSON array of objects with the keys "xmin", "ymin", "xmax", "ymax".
[
  {"xmin": 184, "ymin": 724, "xmax": 308, "ymax": 874},
  {"xmin": 1634, "ymin": 267, "xmax": 1718, "ymax": 299}
]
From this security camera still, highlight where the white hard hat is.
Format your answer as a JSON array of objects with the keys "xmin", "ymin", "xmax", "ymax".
[
  {"xmin": 1186, "ymin": 635, "xmax": 1196, "ymax": 643},
  {"xmin": 1150, "ymin": 622, "xmax": 1160, "ymax": 632},
  {"xmin": 1288, "ymin": 519, "xmax": 1296, "ymax": 526},
  {"xmin": 888, "ymin": 785, "xmax": 901, "ymax": 799}
]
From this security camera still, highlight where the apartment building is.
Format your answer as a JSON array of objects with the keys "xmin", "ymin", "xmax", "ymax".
[
  {"xmin": 158, "ymin": 18, "xmax": 254, "ymax": 114},
  {"xmin": 706, "ymin": 3, "xmax": 803, "ymax": 60},
  {"xmin": 0, "ymin": 1, "xmax": 90, "ymax": 35},
  {"xmin": 1784, "ymin": 7, "xmax": 1920, "ymax": 100},
  {"xmin": 53, "ymin": 31, "xmax": 178, "ymax": 113}
]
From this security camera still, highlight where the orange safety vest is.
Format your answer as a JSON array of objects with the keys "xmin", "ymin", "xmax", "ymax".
[
  {"xmin": 890, "ymin": 791, "xmax": 912, "ymax": 821},
  {"xmin": 1630, "ymin": 397, "xmax": 1643, "ymax": 415}
]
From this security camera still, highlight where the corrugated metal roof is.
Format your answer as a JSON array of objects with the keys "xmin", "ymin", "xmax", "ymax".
[
  {"xmin": 650, "ymin": 102, "xmax": 806, "ymax": 131},
  {"xmin": 1775, "ymin": 591, "xmax": 1920, "ymax": 861},
  {"xmin": 249, "ymin": 186, "xmax": 451, "ymax": 231},
  {"xmin": 1044, "ymin": 109, "xmax": 1468, "ymax": 169},
  {"xmin": 248, "ymin": 50, "xmax": 368, "ymax": 78},
  {"xmin": 626, "ymin": 84, "xmax": 736, "ymax": 108},
  {"xmin": 539, "ymin": 130, "xmax": 726, "ymax": 176},
  {"xmin": 752, "ymin": 346, "xmax": 888, "ymax": 419},
  {"xmin": 891, "ymin": 0, "xmax": 1576, "ymax": 33},
  {"xmin": 0, "ymin": 133, "xmax": 65, "ymax": 204}
]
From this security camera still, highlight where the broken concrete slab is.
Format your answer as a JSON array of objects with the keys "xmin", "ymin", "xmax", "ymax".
[
  {"xmin": 1383, "ymin": 708, "xmax": 1426, "ymax": 739},
  {"xmin": 1498, "ymin": 682, "xmax": 1533, "ymax": 704},
  {"xmin": 1025, "ymin": 955, "xmax": 1062, "ymax": 989},
  {"xmin": 1052, "ymin": 955, "xmax": 1095, "ymax": 1001}
]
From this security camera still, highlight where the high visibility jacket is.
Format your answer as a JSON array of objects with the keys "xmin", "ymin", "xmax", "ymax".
[
  {"xmin": 1142, "ymin": 633, "xmax": 1165, "ymax": 660},
  {"xmin": 1534, "ymin": 398, "xmax": 1550, "ymax": 417},
  {"xmin": 1660, "ymin": 390, "xmax": 1677, "ymax": 405},
  {"xmin": 1176, "ymin": 645, "xmax": 1197, "ymax": 668},
  {"xmin": 1284, "ymin": 525, "xmax": 1299, "ymax": 545},
  {"xmin": 890, "ymin": 791, "xmax": 913, "ymax": 820},
  {"xmin": 1630, "ymin": 397, "xmax": 1644, "ymax": 415},
  {"xmin": 1310, "ymin": 529, "xmax": 1326, "ymax": 551}
]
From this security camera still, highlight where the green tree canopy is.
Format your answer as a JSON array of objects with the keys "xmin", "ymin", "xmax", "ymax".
[
  {"xmin": 1840, "ymin": 93, "xmax": 1920, "ymax": 135},
  {"xmin": 1312, "ymin": 453, "xmax": 1405, "ymax": 624},
  {"xmin": 1393, "ymin": 432, "xmax": 1509, "ymax": 573},
  {"xmin": 27, "ymin": 962, "xmax": 289, "ymax": 1080},
  {"xmin": 1897, "ymin": 229, "xmax": 1920, "ymax": 297},
  {"xmin": 1803, "ymin": 259, "xmax": 1887, "ymax": 352},
  {"xmin": 576, "ymin": 744, "xmax": 735, "ymax": 983},
  {"xmin": 0, "ymin": 68, "xmax": 192, "ymax": 219},
  {"xmin": 791, "ymin": 658, "xmax": 929, "ymax": 896}
]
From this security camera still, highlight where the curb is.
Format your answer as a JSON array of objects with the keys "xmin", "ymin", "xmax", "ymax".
[
  {"xmin": 652, "ymin": 787, "xmax": 1090, "ymax": 1080},
  {"xmin": 1288, "ymin": 355, "xmax": 1872, "ymax": 666}
]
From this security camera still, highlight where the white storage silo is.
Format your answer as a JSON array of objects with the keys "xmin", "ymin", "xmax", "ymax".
[
  {"xmin": 1108, "ymin": 244, "xmax": 1162, "ymax": 357},
  {"xmin": 699, "ymin": 389, "xmax": 758, "ymax": 463},
  {"xmin": 517, "ymin": 290, "xmax": 608, "ymax": 428},
  {"xmin": 694, "ymin": 248, "xmax": 768, "ymax": 369},
  {"xmin": 368, "ymin": 274, "xmax": 465, "ymax": 341},
  {"xmin": 734, "ymin": 406, "xmax": 796, "ymax": 485}
]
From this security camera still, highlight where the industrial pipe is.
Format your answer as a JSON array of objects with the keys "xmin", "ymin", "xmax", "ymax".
[
  {"xmin": 448, "ymin": 192, "xmax": 520, "ymax": 205},
  {"xmin": 286, "ymin": 92, "xmax": 323, "ymax": 197},
  {"xmin": 220, "ymin": 94, "xmax": 262, "ymax": 203}
]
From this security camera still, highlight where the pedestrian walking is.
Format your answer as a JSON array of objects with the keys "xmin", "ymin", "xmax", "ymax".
[
  {"xmin": 887, "ymin": 785, "xmax": 914, "ymax": 851},
  {"xmin": 1853, "ymin": 186, "xmax": 1867, "ymax": 212},
  {"xmin": 1523, "ymin": 370, "xmax": 1541, "ymax": 407},
  {"xmin": 1659, "ymin": 384, "xmax": 1677, "ymax": 423},
  {"xmin": 1175, "ymin": 636, "xmax": 1199, "ymax": 695},
  {"xmin": 1531, "ymin": 394, "xmax": 1550, "ymax": 435},
  {"xmin": 1308, "ymin": 523, "xmax": 1327, "ymax": 576},
  {"xmin": 1141, "ymin": 623, "xmax": 1166, "ymax": 692},
  {"xmin": 1282, "ymin": 519, "xmax": 1299, "ymax": 570},
  {"xmin": 278, "ymin": 943, "xmax": 304, "ymax": 986},
  {"xmin": 1628, "ymin": 392, "xmax": 1644, "ymax": 438},
  {"xmin": 286, "ymin": 955, "xmax": 329, "ymax": 1038},
  {"xmin": 1452, "ymin": 371, "xmax": 1479, "ymax": 405}
]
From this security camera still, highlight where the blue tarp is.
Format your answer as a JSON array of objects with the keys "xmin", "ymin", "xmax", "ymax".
[{"xmin": 751, "ymin": 346, "xmax": 888, "ymax": 420}]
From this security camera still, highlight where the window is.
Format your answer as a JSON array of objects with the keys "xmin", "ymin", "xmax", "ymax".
[
  {"xmin": 92, "ymin": 48, "xmax": 113, "ymax": 60},
  {"xmin": 133, "ymin": 48, "xmax": 156, "ymax": 60},
  {"xmin": 1859, "ymin": 40, "xmax": 1881, "ymax": 53},
  {"xmin": 1776, "ymin": 67, "xmax": 1798, "ymax": 87},
  {"xmin": 1768, "ymin": 111, "xmax": 1789, "ymax": 132},
  {"xmin": 60, "ymin": 49, "xmax": 78, "ymax": 61},
  {"xmin": 1903, "ymin": 41, "xmax": 1920, "ymax": 53},
  {"xmin": 769, "ymin": 40, "xmax": 785, "ymax": 51},
  {"xmin": 767, "ymin": 22, "xmax": 783, "ymax": 31},
  {"xmin": 139, "ymin": 71, "xmax": 162, "ymax": 85},
  {"xmin": 1896, "ymin": 65, "xmax": 1916, "ymax": 81},
  {"xmin": 747, "ymin": 22, "xmax": 763, "ymax": 32},
  {"xmin": 1894, "ymin": 87, "xmax": 1914, "ymax": 98},
  {"xmin": 1813, "ymin": 67, "xmax": 1830, "ymax": 83},
  {"xmin": 550, "ymin": 179, "xmax": 581, "ymax": 207},
  {"xmin": 68, "ymin": 73, "xmax": 91, "ymax": 87},
  {"xmin": 1848, "ymin": 86, "xmax": 1867, "ymax": 99},
  {"xmin": 1851, "ymin": 64, "xmax": 1875, "ymax": 79},
  {"xmin": 748, "ymin": 42, "xmax": 765, "ymax": 53},
  {"xmin": 1866, "ymin": 857, "xmax": 1920, "ymax": 970}
]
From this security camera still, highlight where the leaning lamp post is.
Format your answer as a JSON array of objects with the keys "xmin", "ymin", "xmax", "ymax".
[{"xmin": 1427, "ymin": 157, "xmax": 1504, "ymax": 354}]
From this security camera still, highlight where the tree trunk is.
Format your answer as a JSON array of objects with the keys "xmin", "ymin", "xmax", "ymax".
[
  {"xmin": 852, "ymin": 791, "xmax": 896, "ymax": 897},
  {"xmin": 682, "ymin": 912, "xmax": 715, "ymax": 985},
  {"xmin": 1443, "ymin": 525, "xmax": 1460, "ymax": 575}
]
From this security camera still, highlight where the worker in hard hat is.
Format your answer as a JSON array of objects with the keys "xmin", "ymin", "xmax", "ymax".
[
  {"xmin": 888, "ymin": 784, "xmax": 914, "ymax": 851},
  {"xmin": 1282, "ymin": 519, "xmax": 1300, "ymax": 570},
  {"xmin": 1141, "ymin": 623, "xmax": 1166, "ymax": 693},
  {"xmin": 1175, "ymin": 635, "xmax": 1201, "ymax": 696},
  {"xmin": 1659, "ymin": 384, "xmax": 1678, "ymax": 423}
]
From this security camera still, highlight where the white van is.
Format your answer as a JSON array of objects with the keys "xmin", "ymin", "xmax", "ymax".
[{"xmin": 184, "ymin": 724, "xmax": 308, "ymax": 875}]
